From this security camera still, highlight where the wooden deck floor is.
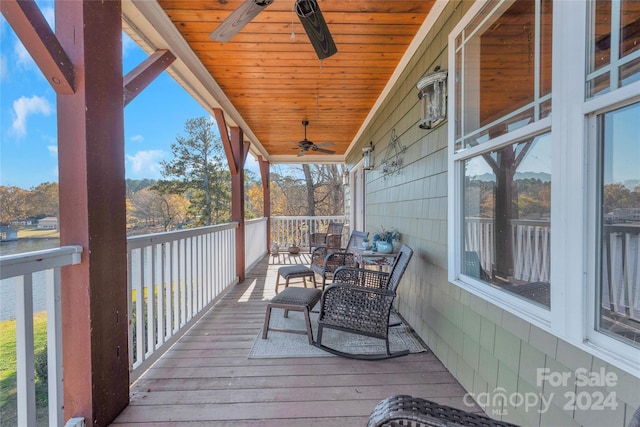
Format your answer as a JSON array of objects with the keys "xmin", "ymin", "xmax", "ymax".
[{"xmin": 111, "ymin": 253, "xmax": 477, "ymax": 426}]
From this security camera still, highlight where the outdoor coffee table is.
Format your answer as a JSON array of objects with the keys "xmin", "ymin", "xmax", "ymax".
[{"xmin": 262, "ymin": 286, "xmax": 322, "ymax": 344}]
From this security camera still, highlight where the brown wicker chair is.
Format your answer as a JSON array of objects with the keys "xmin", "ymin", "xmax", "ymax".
[
  {"xmin": 367, "ymin": 395, "xmax": 520, "ymax": 427},
  {"xmin": 310, "ymin": 230, "xmax": 368, "ymax": 289},
  {"xmin": 313, "ymin": 244, "xmax": 413, "ymax": 360},
  {"xmin": 308, "ymin": 221, "xmax": 344, "ymax": 253}
]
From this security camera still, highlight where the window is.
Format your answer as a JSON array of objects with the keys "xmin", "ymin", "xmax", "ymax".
[
  {"xmin": 463, "ymin": 133, "xmax": 551, "ymax": 308},
  {"xmin": 596, "ymin": 102, "xmax": 640, "ymax": 347},
  {"xmin": 450, "ymin": 0, "xmax": 640, "ymax": 374},
  {"xmin": 452, "ymin": 0, "xmax": 552, "ymax": 311},
  {"xmin": 587, "ymin": 0, "xmax": 640, "ymax": 98},
  {"xmin": 454, "ymin": 0, "xmax": 552, "ymax": 152}
]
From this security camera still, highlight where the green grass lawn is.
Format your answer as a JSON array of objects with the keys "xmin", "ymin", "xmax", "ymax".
[
  {"xmin": 17, "ymin": 227, "xmax": 60, "ymax": 239},
  {"xmin": 0, "ymin": 313, "xmax": 49, "ymax": 426}
]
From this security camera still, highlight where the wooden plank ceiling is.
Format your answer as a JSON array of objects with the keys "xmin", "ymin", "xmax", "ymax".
[{"xmin": 153, "ymin": 0, "xmax": 436, "ymax": 161}]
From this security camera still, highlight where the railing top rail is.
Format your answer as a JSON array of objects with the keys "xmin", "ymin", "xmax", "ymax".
[
  {"xmin": 603, "ymin": 223, "xmax": 640, "ymax": 234},
  {"xmin": 0, "ymin": 245, "xmax": 83, "ymax": 280},
  {"xmin": 127, "ymin": 222, "xmax": 239, "ymax": 250},
  {"xmin": 246, "ymin": 217, "xmax": 268, "ymax": 225},
  {"xmin": 271, "ymin": 215, "xmax": 344, "ymax": 220}
]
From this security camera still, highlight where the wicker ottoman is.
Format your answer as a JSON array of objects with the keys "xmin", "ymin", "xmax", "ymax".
[
  {"xmin": 262, "ymin": 287, "xmax": 322, "ymax": 344},
  {"xmin": 275, "ymin": 264, "xmax": 317, "ymax": 293}
]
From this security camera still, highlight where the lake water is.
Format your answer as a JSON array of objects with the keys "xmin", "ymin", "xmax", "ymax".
[{"xmin": 0, "ymin": 238, "xmax": 61, "ymax": 321}]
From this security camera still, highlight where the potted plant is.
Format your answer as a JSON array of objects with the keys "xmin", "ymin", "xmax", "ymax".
[
  {"xmin": 288, "ymin": 225, "xmax": 301, "ymax": 254},
  {"xmin": 361, "ymin": 236, "xmax": 370, "ymax": 249}
]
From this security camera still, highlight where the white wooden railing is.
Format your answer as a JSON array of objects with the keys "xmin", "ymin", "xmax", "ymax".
[
  {"xmin": 465, "ymin": 218, "xmax": 551, "ymax": 282},
  {"xmin": 127, "ymin": 223, "xmax": 239, "ymax": 382},
  {"xmin": 270, "ymin": 215, "xmax": 345, "ymax": 249},
  {"xmin": 245, "ymin": 217, "xmax": 268, "ymax": 270},
  {"xmin": 602, "ymin": 225, "xmax": 640, "ymax": 321},
  {"xmin": 0, "ymin": 246, "xmax": 83, "ymax": 427}
]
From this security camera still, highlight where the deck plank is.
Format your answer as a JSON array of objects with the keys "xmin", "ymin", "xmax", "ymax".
[{"xmin": 111, "ymin": 254, "xmax": 478, "ymax": 425}]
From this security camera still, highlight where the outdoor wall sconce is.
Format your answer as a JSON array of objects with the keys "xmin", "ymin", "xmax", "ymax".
[
  {"xmin": 342, "ymin": 170, "xmax": 349, "ymax": 186},
  {"xmin": 362, "ymin": 142, "xmax": 374, "ymax": 170},
  {"xmin": 417, "ymin": 66, "xmax": 448, "ymax": 130}
]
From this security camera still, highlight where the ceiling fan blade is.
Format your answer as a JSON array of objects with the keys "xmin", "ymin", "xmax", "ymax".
[
  {"xmin": 315, "ymin": 141, "xmax": 335, "ymax": 147},
  {"xmin": 295, "ymin": 0, "xmax": 337, "ymax": 59},
  {"xmin": 210, "ymin": 0, "xmax": 274, "ymax": 42},
  {"xmin": 313, "ymin": 147, "xmax": 336, "ymax": 154}
]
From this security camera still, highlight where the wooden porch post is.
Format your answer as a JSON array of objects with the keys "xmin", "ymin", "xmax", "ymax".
[
  {"xmin": 259, "ymin": 157, "xmax": 271, "ymax": 251},
  {"xmin": 230, "ymin": 127, "xmax": 247, "ymax": 281},
  {"xmin": 214, "ymin": 109, "xmax": 248, "ymax": 282},
  {"xmin": 56, "ymin": 1, "xmax": 129, "ymax": 424}
]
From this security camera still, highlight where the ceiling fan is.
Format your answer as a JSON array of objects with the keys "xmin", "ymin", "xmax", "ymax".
[
  {"xmin": 295, "ymin": 120, "xmax": 335, "ymax": 156},
  {"xmin": 209, "ymin": 0, "xmax": 337, "ymax": 59}
]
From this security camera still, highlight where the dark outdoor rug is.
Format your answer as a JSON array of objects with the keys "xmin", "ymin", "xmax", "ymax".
[{"xmin": 249, "ymin": 306, "xmax": 427, "ymax": 359}]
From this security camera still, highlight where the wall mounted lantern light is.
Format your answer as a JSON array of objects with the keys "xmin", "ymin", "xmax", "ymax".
[
  {"xmin": 342, "ymin": 170, "xmax": 349, "ymax": 186},
  {"xmin": 362, "ymin": 142, "xmax": 374, "ymax": 170},
  {"xmin": 417, "ymin": 66, "xmax": 448, "ymax": 130}
]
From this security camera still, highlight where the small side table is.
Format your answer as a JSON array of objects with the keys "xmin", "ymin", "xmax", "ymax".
[{"xmin": 263, "ymin": 287, "xmax": 322, "ymax": 344}]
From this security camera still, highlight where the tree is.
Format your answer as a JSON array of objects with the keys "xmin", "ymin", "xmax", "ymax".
[
  {"xmin": 271, "ymin": 164, "xmax": 345, "ymax": 217},
  {"xmin": 0, "ymin": 186, "xmax": 28, "ymax": 224},
  {"xmin": 25, "ymin": 182, "xmax": 59, "ymax": 219},
  {"xmin": 129, "ymin": 187, "xmax": 189, "ymax": 232},
  {"xmin": 157, "ymin": 117, "xmax": 228, "ymax": 226}
]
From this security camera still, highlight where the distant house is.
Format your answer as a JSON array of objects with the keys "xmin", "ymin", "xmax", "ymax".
[
  {"xmin": 0, "ymin": 227, "xmax": 18, "ymax": 242},
  {"xmin": 37, "ymin": 217, "xmax": 58, "ymax": 230},
  {"xmin": 16, "ymin": 218, "xmax": 36, "ymax": 226}
]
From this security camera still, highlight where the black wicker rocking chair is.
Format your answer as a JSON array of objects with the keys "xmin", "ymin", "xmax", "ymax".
[
  {"xmin": 308, "ymin": 221, "xmax": 344, "ymax": 253},
  {"xmin": 310, "ymin": 230, "xmax": 368, "ymax": 289},
  {"xmin": 313, "ymin": 244, "xmax": 413, "ymax": 360},
  {"xmin": 367, "ymin": 395, "xmax": 520, "ymax": 427}
]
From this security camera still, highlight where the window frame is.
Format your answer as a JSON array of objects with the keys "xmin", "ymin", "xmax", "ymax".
[{"xmin": 447, "ymin": 0, "xmax": 640, "ymax": 377}]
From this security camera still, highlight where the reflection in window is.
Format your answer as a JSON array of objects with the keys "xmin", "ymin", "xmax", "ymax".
[
  {"xmin": 587, "ymin": 0, "xmax": 640, "ymax": 97},
  {"xmin": 454, "ymin": 0, "xmax": 553, "ymax": 152},
  {"xmin": 463, "ymin": 133, "xmax": 551, "ymax": 308},
  {"xmin": 598, "ymin": 102, "xmax": 640, "ymax": 347}
]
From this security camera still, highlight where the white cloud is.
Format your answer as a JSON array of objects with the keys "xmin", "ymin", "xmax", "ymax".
[
  {"xmin": 11, "ymin": 95, "xmax": 53, "ymax": 137},
  {"xmin": 122, "ymin": 33, "xmax": 137, "ymax": 58},
  {"xmin": 126, "ymin": 150, "xmax": 166, "ymax": 178},
  {"xmin": 47, "ymin": 145, "xmax": 58, "ymax": 157},
  {"xmin": 14, "ymin": 40, "xmax": 35, "ymax": 71},
  {"xmin": 130, "ymin": 134, "xmax": 144, "ymax": 143}
]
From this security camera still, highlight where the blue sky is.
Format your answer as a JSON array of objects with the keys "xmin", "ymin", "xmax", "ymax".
[{"xmin": 0, "ymin": 1, "xmax": 259, "ymax": 190}]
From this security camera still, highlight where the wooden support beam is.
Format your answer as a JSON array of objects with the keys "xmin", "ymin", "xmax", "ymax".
[
  {"xmin": 124, "ymin": 49, "xmax": 176, "ymax": 107},
  {"xmin": 55, "ymin": 1, "xmax": 129, "ymax": 424},
  {"xmin": 213, "ymin": 108, "xmax": 237, "ymax": 175},
  {"xmin": 0, "ymin": 0, "xmax": 74, "ymax": 94},
  {"xmin": 214, "ymin": 108, "xmax": 247, "ymax": 281},
  {"xmin": 230, "ymin": 127, "xmax": 247, "ymax": 281},
  {"xmin": 259, "ymin": 156, "xmax": 271, "ymax": 251}
]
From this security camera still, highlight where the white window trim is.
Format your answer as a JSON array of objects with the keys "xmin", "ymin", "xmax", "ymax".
[{"xmin": 447, "ymin": 0, "xmax": 640, "ymax": 378}]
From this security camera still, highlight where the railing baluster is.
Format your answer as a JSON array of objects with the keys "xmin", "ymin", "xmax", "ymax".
[
  {"xmin": 134, "ymin": 248, "xmax": 144, "ymax": 365},
  {"xmin": 47, "ymin": 268, "xmax": 64, "ymax": 427},
  {"xmin": 155, "ymin": 243, "xmax": 164, "ymax": 347},
  {"xmin": 16, "ymin": 274, "xmax": 36, "ymax": 426},
  {"xmin": 145, "ymin": 246, "xmax": 155, "ymax": 358}
]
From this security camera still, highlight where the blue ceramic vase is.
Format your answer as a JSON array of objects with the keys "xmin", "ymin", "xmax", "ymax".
[{"xmin": 377, "ymin": 241, "xmax": 393, "ymax": 254}]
